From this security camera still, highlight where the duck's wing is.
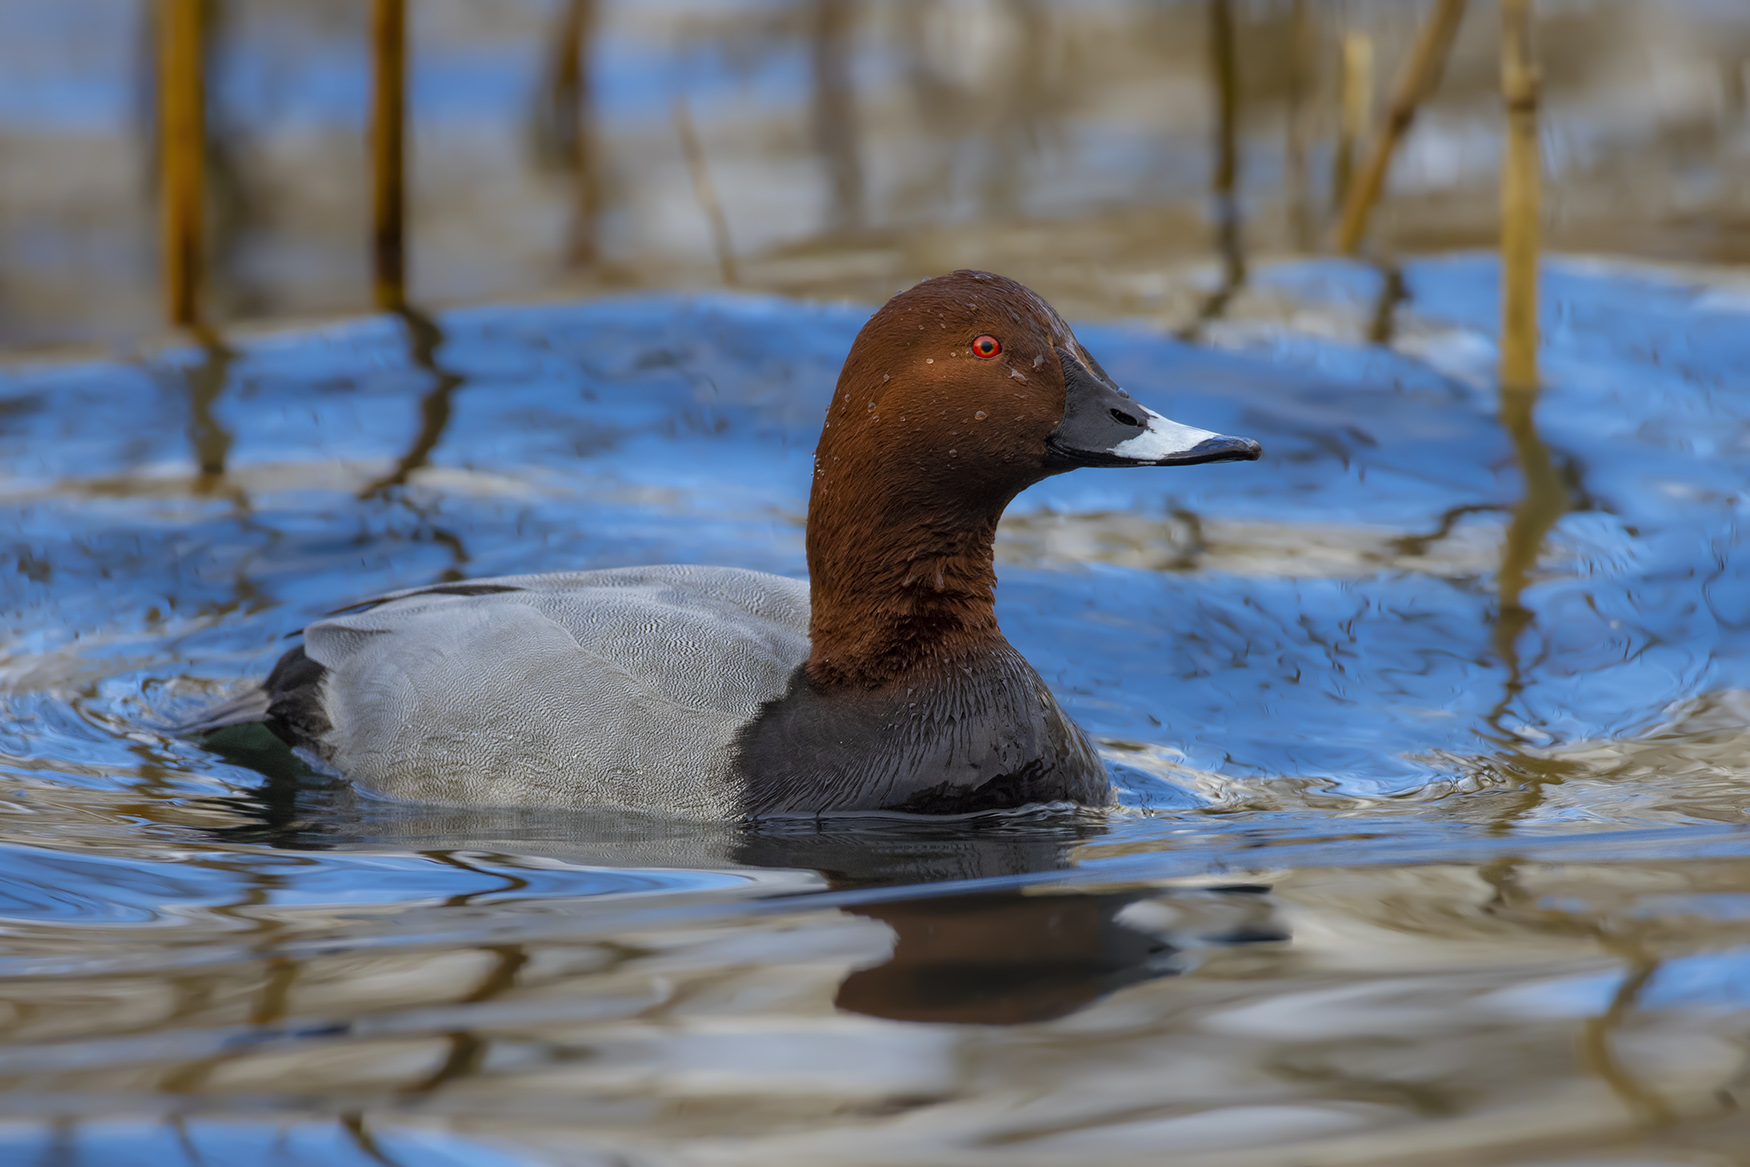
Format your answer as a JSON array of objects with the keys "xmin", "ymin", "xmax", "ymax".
[{"xmin": 281, "ymin": 566, "xmax": 810, "ymax": 816}]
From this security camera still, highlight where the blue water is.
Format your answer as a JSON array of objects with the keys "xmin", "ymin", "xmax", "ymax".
[{"xmin": 5, "ymin": 256, "xmax": 1750, "ymax": 1162}]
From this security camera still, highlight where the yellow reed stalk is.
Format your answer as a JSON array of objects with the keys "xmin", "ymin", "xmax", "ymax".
[
  {"xmin": 159, "ymin": 0, "xmax": 204, "ymax": 328},
  {"xmin": 371, "ymin": 0, "xmax": 407, "ymax": 310},
  {"xmin": 555, "ymin": 0, "xmax": 601, "ymax": 267},
  {"xmin": 1332, "ymin": 30, "xmax": 1372, "ymax": 214},
  {"xmin": 1209, "ymin": 0, "xmax": 1241, "ymax": 277},
  {"xmin": 1499, "ymin": 0, "xmax": 1540, "ymax": 390},
  {"xmin": 674, "ymin": 98, "xmax": 738, "ymax": 286},
  {"xmin": 1332, "ymin": 0, "xmax": 1467, "ymax": 254},
  {"xmin": 1284, "ymin": 0, "xmax": 1316, "ymax": 250}
]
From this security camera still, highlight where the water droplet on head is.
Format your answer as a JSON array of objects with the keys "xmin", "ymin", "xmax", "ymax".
[
  {"xmin": 948, "ymin": 449, "xmax": 957, "ymax": 457},
  {"xmin": 975, "ymin": 410, "xmax": 987, "ymax": 420}
]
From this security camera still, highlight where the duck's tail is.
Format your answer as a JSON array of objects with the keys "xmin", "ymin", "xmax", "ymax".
[{"xmin": 178, "ymin": 686, "xmax": 272, "ymax": 735}]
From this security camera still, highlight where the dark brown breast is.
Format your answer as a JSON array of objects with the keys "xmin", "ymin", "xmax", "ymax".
[{"xmin": 732, "ymin": 640, "xmax": 1108, "ymax": 817}]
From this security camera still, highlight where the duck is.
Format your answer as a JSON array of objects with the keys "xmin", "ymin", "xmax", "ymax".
[{"xmin": 195, "ymin": 271, "xmax": 1261, "ymax": 819}]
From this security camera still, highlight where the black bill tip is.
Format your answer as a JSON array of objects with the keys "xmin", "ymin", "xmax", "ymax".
[{"xmin": 1160, "ymin": 434, "xmax": 1263, "ymax": 466}]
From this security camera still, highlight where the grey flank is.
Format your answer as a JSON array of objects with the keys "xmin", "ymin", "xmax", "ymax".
[{"xmin": 300, "ymin": 566, "xmax": 809, "ymax": 817}]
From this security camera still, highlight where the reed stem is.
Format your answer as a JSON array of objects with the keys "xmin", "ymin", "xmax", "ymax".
[
  {"xmin": 674, "ymin": 98, "xmax": 738, "ymax": 286},
  {"xmin": 1332, "ymin": 0, "xmax": 1467, "ymax": 254},
  {"xmin": 1332, "ymin": 30, "xmax": 1372, "ymax": 214},
  {"xmin": 810, "ymin": 0, "xmax": 863, "ymax": 236},
  {"xmin": 371, "ymin": 0, "xmax": 407, "ymax": 310},
  {"xmin": 159, "ymin": 0, "xmax": 204, "ymax": 328},
  {"xmin": 1499, "ymin": 0, "xmax": 1540, "ymax": 390},
  {"xmin": 550, "ymin": 0, "xmax": 601, "ymax": 267},
  {"xmin": 1284, "ymin": 0, "xmax": 1315, "ymax": 251},
  {"xmin": 1208, "ymin": 0, "xmax": 1242, "ymax": 286}
]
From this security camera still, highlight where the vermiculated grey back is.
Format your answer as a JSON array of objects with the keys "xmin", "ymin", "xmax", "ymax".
[{"xmin": 299, "ymin": 566, "xmax": 810, "ymax": 816}]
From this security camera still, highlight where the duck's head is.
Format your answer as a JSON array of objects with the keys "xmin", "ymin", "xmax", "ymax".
[
  {"xmin": 805, "ymin": 271, "xmax": 1261, "ymax": 686},
  {"xmin": 814, "ymin": 269, "xmax": 1260, "ymax": 518}
]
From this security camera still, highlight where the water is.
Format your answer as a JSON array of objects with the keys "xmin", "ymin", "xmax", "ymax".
[{"xmin": 5, "ymin": 256, "xmax": 1750, "ymax": 1164}]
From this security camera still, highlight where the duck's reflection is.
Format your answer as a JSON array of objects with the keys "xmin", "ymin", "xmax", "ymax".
[
  {"xmin": 737, "ymin": 818, "xmax": 1251, "ymax": 1024},
  {"xmin": 835, "ymin": 888, "xmax": 1173, "ymax": 1025},
  {"xmin": 838, "ymin": 881, "xmax": 1286, "ymax": 1025},
  {"xmin": 735, "ymin": 816, "xmax": 1099, "ymax": 886},
  {"xmin": 194, "ymin": 772, "xmax": 1287, "ymax": 1027}
]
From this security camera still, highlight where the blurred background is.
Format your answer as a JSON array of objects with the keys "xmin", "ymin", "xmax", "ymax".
[{"xmin": 4, "ymin": 0, "xmax": 1749, "ymax": 353}]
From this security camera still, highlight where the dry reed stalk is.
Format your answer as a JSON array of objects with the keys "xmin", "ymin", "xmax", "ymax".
[
  {"xmin": 1491, "ymin": 0, "xmax": 1562, "ymax": 724},
  {"xmin": 1499, "ymin": 0, "xmax": 1540, "ymax": 390},
  {"xmin": 371, "ymin": 0, "xmax": 407, "ymax": 310},
  {"xmin": 159, "ymin": 0, "xmax": 204, "ymax": 328},
  {"xmin": 1177, "ymin": 0, "xmax": 1245, "ymax": 339},
  {"xmin": 810, "ymin": 0, "xmax": 864, "ymax": 237},
  {"xmin": 1332, "ymin": 29, "xmax": 1372, "ymax": 215},
  {"xmin": 673, "ymin": 98, "xmax": 738, "ymax": 286},
  {"xmin": 1332, "ymin": 0, "xmax": 1468, "ymax": 254},
  {"xmin": 1284, "ymin": 0, "xmax": 1315, "ymax": 250},
  {"xmin": 1208, "ymin": 0, "xmax": 1242, "ymax": 286},
  {"xmin": 551, "ymin": 0, "xmax": 601, "ymax": 267}
]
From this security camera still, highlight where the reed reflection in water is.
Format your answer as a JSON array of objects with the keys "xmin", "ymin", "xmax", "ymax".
[{"xmin": 5, "ymin": 256, "xmax": 1750, "ymax": 1160}]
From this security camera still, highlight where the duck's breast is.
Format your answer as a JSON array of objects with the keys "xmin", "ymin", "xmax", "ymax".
[{"xmin": 302, "ymin": 566, "xmax": 810, "ymax": 816}]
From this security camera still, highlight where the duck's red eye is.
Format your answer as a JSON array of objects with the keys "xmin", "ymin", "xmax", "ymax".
[{"xmin": 971, "ymin": 335, "xmax": 1001, "ymax": 359}]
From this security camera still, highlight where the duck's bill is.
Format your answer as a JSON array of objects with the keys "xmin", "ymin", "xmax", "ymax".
[
  {"xmin": 1106, "ymin": 407, "xmax": 1262, "ymax": 466},
  {"xmin": 1045, "ymin": 346, "xmax": 1263, "ymax": 468}
]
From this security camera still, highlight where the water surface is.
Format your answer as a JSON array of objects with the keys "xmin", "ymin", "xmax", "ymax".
[{"xmin": 5, "ymin": 256, "xmax": 1750, "ymax": 1164}]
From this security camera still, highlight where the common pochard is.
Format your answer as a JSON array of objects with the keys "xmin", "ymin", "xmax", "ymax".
[{"xmin": 197, "ymin": 271, "xmax": 1261, "ymax": 817}]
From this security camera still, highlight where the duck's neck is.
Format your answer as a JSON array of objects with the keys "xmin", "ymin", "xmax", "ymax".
[{"xmin": 806, "ymin": 491, "xmax": 1008, "ymax": 689}]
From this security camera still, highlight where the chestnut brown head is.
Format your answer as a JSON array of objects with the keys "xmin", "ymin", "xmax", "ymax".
[
  {"xmin": 804, "ymin": 270, "xmax": 1261, "ymax": 688},
  {"xmin": 813, "ymin": 270, "xmax": 1260, "ymax": 521}
]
